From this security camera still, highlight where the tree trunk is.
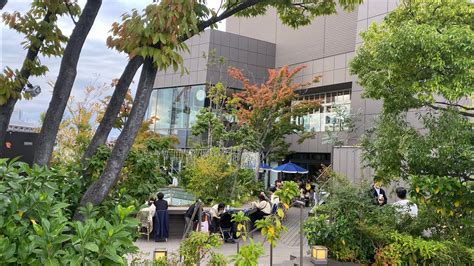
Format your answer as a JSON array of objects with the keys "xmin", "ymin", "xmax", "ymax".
[
  {"xmin": 33, "ymin": 0, "xmax": 102, "ymax": 166},
  {"xmin": 76, "ymin": 57, "xmax": 156, "ymax": 217},
  {"xmin": 0, "ymin": 0, "xmax": 7, "ymax": 9},
  {"xmin": 0, "ymin": 12, "xmax": 52, "ymax": 150},
  {"xmin": 75, "ymin": 0, "xmax": 263, "ymax": 212},
  {"xmin": 81, "ymin": 56, "xmax": 143, "ymax": 163},
  {"xmin": 0, "ymin": 98, "xmax": 17, "ymax": 153}
]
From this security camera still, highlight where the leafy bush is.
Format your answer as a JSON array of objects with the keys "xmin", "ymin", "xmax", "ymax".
[
  {"xmin": 304, "ymin": 173, "xmax": 474, "ymax": 264},
  {"xmin": 0, "ymin": 160, "xmax": 138, "ymax": 265},
  {"xmin": 230, "ymin": 239, "xmax": 265, "ymax": 266},
  {"xmin": 375, "ymin": 232, "xmax": 474, "ymax": 265},
  {"xmin": 184, "ymin": 152, "xmax": 261, "ymax": 205},
  {"xmin": 178, "ymin": 232, "xmax": 222, "ymax": 265},
  {"xmin": 304, "ymin": 174, "xmax": 401, "ymax": 263},
  {"xmin": 408, "ymin": 175, "xmax": 474, "ymax": 246},
  {"xmin": 85, "ymin": 137, "xmax": 176, "ymax": 204},
  {"xmin": 121, "ymin": 149, "xmax": 168, "ymax": 202}
]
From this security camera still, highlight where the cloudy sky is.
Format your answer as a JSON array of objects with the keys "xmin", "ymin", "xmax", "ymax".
[{"xmin": 1, "ymin": 0, "xmax": 225, "ymax": 127}]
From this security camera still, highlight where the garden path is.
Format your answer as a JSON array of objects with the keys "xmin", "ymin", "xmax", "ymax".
[{"xmin": 132, "ymin": 206, "xmax": 312, "ymax": 265}]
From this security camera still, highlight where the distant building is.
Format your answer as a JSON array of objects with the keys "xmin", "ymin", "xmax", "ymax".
[{"xmin": 146, "ymin": 2, "xmax": 401, "ymax": 176}]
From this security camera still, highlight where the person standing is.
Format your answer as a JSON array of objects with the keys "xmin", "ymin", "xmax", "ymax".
[
  {"xmin": 153, "ymin": 192, "xmax": 169, "ymax": 241},
  {"xmin": 393, "ymin": 187, "xmax": 418, "ymax": 218},
  {"xmin": 154, "ymin": 192, "xmax": 168, "ymax": 211},
  {"xmin": 370, "ymin": 180, "xmax": 387, "ymax": 206}
]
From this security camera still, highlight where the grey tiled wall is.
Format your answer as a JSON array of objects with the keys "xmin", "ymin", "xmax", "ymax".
[
  {"xmin": 153, "ymin": 29, "xmax": 275, "ymax": 90},
  {"xmin": 350, "ymin": 0, "xmax": 400, "ymax": 142},
  {"xmin": 207, "ymin": 30, "xmax": 275, "ymax": 88},
  {"xmin": 153, "ymin": 30, "xmax": 211, "ymax": 88}
]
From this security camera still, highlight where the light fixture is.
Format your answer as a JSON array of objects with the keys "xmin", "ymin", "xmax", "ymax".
[
  {"xmin": 24, "ymin": 83, "xmax": 41, "ymax": 97},
  {"xmin": 153, "ymin": 248, "xmax": 167, "ymax": 260},
  {"xmin": 311, "ymin": 245, "xmax": 328, "ymax": 265}
]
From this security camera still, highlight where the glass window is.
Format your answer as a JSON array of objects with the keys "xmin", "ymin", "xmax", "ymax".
[
  {"xmin": 148, "ymin": 90, "xmax": 158, "ymax": 131},
  {"xmin": 189, "ymin": 85, "xmax": 206, "ymax": 126},
  {"xmin": 155, "ymin": 88, "xmax": 173, "ymax": 129},
  {"xmin": 293, "ymin": 89, "xmax": 351, "ymax": 133},
  {"xmin": 147, "ymin": 85, "xmax": 207, "ymax": 134},
  {"xmin": 171, "ymin": 86, "xmax": 188, "ymax": 129}
]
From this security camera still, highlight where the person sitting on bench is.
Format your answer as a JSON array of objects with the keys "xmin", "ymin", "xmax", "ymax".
[
  {"xmin": 209, "ymin": 203, "xmax": 225, "ymax": 233},
  {"xmin": 249, "ymin": 194, "xmax": 272, "ymax": 227}
]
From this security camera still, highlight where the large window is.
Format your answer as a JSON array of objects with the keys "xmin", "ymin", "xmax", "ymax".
[
  {"xmin": 147, "ymin": 85, "xmax": 206, "ymax": 135},
  {"xmin": 293, "ymin": 90, "xmax": 351, "ymax": 132}
]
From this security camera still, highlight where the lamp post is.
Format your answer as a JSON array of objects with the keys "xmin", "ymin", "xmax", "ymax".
[{"xmin": 292, "ymin": 200, "xmax": 305, "ymax": 266}]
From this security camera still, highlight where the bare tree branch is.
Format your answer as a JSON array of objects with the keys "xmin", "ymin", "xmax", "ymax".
[
  {"xmin": 434, "ymin": 101, "xmax": 474, "ymax": 110},
  {"xmin": 427, "ymin": 103, "xmax": 474, "ymax": 117},
  {"xmin": 64, "ymin": 0, "xmax": 78, "ymax": 25}
]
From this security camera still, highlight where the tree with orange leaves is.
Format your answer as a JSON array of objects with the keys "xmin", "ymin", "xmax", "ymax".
[{"xmin": 228, "ymin": 65, "xmax": 320, "ymax": 162}]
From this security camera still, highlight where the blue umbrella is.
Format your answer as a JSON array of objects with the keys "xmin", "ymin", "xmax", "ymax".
[
  {"xmin": 260, "ymin": 163, "xmax": 272, "ymax": 170},
  {"xmin": 271, "ymin": 162, "xmax": 308, "ymax": 174}
]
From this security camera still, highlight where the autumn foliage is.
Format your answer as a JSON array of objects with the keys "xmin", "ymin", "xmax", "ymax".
[{"xmin": 228, "ymin": 65, "xmax": 320, "ymax": 160}]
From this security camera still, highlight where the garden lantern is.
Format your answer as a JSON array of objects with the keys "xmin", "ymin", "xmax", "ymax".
[
  {"xmin": 311, "ymin": 245, "xmax": 328, "ymax": 265},
  {"xmin": 153, "ymin": 248, "xmax": 167, "ymax": 260}
]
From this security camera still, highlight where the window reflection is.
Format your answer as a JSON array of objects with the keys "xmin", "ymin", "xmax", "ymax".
[
  {"xmin": 147, "ymin": 85, "xmax": 206, "ymax": 134},
  {"xmin": 293, "ymin": 90, "xmax": 351, "ymax": 132}
]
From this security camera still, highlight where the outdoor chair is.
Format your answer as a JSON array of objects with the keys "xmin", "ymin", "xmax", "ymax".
[{"xmin": 137, "ymin": 209, "xmax": 153, "ymax": 241}]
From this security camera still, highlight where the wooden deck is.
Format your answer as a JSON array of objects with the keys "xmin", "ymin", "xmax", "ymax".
[{"xmin": 279, "ymin": 206, "xmax": 311, "ymax": 247}]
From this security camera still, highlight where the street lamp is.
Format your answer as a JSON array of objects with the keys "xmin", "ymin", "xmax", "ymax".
[
  {"xmin": 24, "ymin": 83, "xmax": 41, "ymax": 97},
  {"xmin": 311, "ymin": 245, "xmax": 328, "ymax": 265},
  {"xmin": 153, "ymin": 248, "xmax": 167, "ymax": 260},
  {"xmin": 293, "ymin": 200, "xmax": 305, "ymax": 266}
]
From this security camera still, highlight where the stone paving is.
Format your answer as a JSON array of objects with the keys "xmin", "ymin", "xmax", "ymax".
[{"xmin": 132, "ymin": 207, "xmax": 312, "ymax": 265}]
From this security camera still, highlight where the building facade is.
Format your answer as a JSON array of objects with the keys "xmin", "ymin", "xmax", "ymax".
[{"xmin": 147, "ymin": 1, "xmax": 400, "ymax": 176}]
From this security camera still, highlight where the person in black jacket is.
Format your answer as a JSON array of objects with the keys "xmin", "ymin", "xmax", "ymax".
[
  {"xmin": 153, "ymin": 192, "xmax": 169, "ymax": 241},
  {"xmin": 369, "ymin": 180, "xmax": 387, "ymax": 206},
  {"xmin": 154, "ymin": 192, "xmax": 168, "ymax": 211}
]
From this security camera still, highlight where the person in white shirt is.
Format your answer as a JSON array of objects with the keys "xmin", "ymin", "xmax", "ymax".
[
  {"xmin": 392, "ymin": 187, "xmax": 418, "ymax": 218},
  {"xmin": 209, "ymin": 203, "xmax": 225, "ymax": 233},
  {"xmin": 269, "ymin": 187, "xmax": 280, "ymax": 205},
  {"xmin": 249, "ymin": 194, "xmax": 272, "ymax": 229}
]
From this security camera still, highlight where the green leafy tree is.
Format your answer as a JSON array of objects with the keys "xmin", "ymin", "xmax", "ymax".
[
  {"xmin": 0, "ymin": 0, "xmax": 80, "ymax": 147},
  {"xmin": 184, "ymin": 151, "xmax": 258, "ymax": 204},
  {"xmin": 350, "ymin": 0, "xmax": 473, "ymax": 235},
  {"xmin": 52, "ymin": 84, "xmax": 104, "ymax": 164},
  {"xmin": 350, "ymin": 0, "xmax": 473, "ymax": 117}
]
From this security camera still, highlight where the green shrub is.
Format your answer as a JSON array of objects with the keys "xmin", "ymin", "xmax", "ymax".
[
  {"xmin": 304, "ymin": 173, "xmax": 474, "ymax": 264},
  {"xmin": 85, "ymin": 142, "xmax": 169, "ymax": 204},
  {"xmin": 179, "ymin": 232, "xmax": 222, "ymax": 265},
  {"xmin": 184, "ymin": 152, "xmax": 261, "ymax": 205},
  {"xmin": 209, "ymin": 253, "xmax": 228, "ymax": 266},
  {"xmin": 230, "ymin": 239, "xmax": 265, "ymax": 266},
  {"xmin": 375, "ymin": 232, "xmax": 474, "ymax": 265},
  {"xmin": 304, "ymin": 174, "xmax": 399, "ymax": 263},
  {"xmin": 0, "ymin": 159, "xmax": 138, "ymax": 265}
]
